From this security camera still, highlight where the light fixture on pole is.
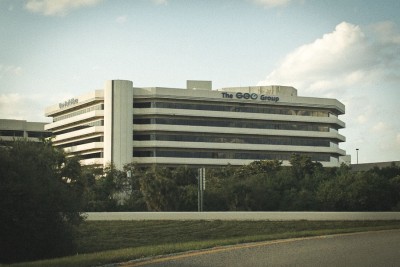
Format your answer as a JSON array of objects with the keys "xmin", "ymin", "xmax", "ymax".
[{"xmin": 356, "ymin": 148, "xmax": 359, "ymax": 164}]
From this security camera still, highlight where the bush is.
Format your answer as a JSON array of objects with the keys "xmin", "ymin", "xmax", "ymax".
[{"xmin": 0, "ymin": 140, "xmax": 84, "ymax": 263}]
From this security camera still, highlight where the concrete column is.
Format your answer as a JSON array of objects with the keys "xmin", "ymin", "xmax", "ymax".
[{"xmin": 104, "ymin": 80, "xmax": 133, "ymax": 170}]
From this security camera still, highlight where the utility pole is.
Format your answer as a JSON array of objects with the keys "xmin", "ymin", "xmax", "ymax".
[
  {"xmin": 198, "ymin": 167, "xmax": 205, "ymax": 212},
  {"xmin": 356, "ymin": 148, "xmax": 359, "ymax": 164}
]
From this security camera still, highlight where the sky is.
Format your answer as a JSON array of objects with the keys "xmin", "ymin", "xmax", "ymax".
[{"xmin": 0, "ymin": 0, "xmax": 399, "ymax": 164}]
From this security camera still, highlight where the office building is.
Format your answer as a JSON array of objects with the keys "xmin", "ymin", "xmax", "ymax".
[
  {"xmin": 0, "ymin": 119, "xmax": 50, "ymax": 143},
  {"xmin": 44, "ymin": 80, "xmax": 346, "ymax": 169}
]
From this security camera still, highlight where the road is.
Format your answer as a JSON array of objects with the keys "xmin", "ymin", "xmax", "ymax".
[{"xmin": 123, "ymin": 230, "xmax": 400, "ymax": 267}]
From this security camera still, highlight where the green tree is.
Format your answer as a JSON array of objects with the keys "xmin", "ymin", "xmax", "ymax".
[
  {"xmin": 172, "ymin": 166, "xmax": 197, "ymax": 211},
  {"xmin": 390, "ymin": 175, "xmax": 400, "ymax": 210},
  {"xmin": 316, "ymin": 166, "xmax": 394, "ymax": 211},
  {"xmin": 0, "ymin": 140, "xmax": 84, "ymax": 263},
  {"xmin": 290, "ymin": 153, "xmax": 321, "ymax": 179},
  {"xmin": 235, "ymin": 160, "xmax": 282, "ymax": 177},
  {"xmin": 122, "ymin": 163, "xmax": 147, "ymax": 211},
  {"xmin": 138, "ymin": 166, "xmax": 179, "ymax": 211},
  {"xmin": 347, "ymin": 171, "xmax": 392, "ymax": 211},
  {"xmin": 126, "ymin": 165, "xmax": 199, "ymax": 211},
  {"xmin": 204, "ymin": 165, "xmax": 235, "ymax": 211},
  {"xmin": 84, "ymin": 164, "xmax": 139, "ymax": 211},
  {"xmin": 224, "ymin": 161, "xmax": 283, "ymax": 211}
]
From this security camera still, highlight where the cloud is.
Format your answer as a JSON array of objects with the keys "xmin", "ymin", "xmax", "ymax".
[
  {"xmin": 258, "ymin": 21, "xmax": 400, "ymax": 94},
  {"xmin": 250, "ymin": 0, "xmax": 291, "ymax": 8},
  {"xmin": 0, "ymin": 93, "xmax": 29, "ymax": 120},
  {"xmin": 116, "ymin": 15, "xmax": 128, "ymax": 25},
  {"xmin": 372, "ymin": 122, "xmax": 389, "ymax": 133},
  {"xmin": 258, "ymin": 21, "xmax": 400, "ymax": 162},
  {"xmin": 0, "ymin": 93, "xmax": 51, "ymax": 122},
  {"xmin": 370, "ymin": 122, "xmax": 400, "ymax": 151},
  {"xmin": 370, "ymin": 21, "xmax": 400, "ymax": 44},
  {"xmin": 24, "ymin": 0, "xmax": 102, "ymax": 16},
  {"xmin": 0, "ymin": 65, "xmax": 22, "ymax": 78},
  {"xmin": 259, "ymin": 22, "xmax": 370, "ymax": 93},
  {"xmin": 151, "ymin": 0, "xmax": 167, "ymax": 5},
  {"xmin": 357, "ymin": 115, "xmax": 367, "ymax": 124}
]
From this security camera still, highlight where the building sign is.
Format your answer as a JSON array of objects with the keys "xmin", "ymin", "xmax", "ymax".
[
  {"xmin": 221, "ymin": 92, "xmax": 279, "ymax": 102},
  {"xmin": 59, "ymin": 98, "xmax": 78, "ymax": 109}
]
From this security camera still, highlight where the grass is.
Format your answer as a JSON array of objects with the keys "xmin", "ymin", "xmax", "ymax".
[{"xmin": 6, "ymin": 220, "xmax": 400, "ymax": 267}]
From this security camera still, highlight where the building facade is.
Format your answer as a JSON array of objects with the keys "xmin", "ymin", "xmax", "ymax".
[
  {"xmin": 0, "ymin": 119, "xmax": 51, "ymax": 143},
  {"xmin": 44, "ymin": 80, "xmax": 346, "ymax": 169}
]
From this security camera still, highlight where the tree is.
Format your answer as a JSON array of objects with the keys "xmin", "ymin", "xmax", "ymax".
[
  {"xmin": 0, "ymin": 140, "xmax": 85, "ymax": 263},
  {"xmin": 172, "ymin": 166, "xmax": 197, "ymax": 211},
  {"xmin": 204, "ymin": 166, "xmax": 234, "ymax": 211},
  {"xmin": 347, "ymin": 171, "xmax": 392, "ymax": 211},
  {"xmin": 86, "ymin": 164, "xmax": 125, "ymax": 211},
  {"xmin": 235, "ymin": 160, "xmax": 282, "ymax": 177},
  {"xmin": 390, "ymin": 175, "xmax": 400, "ymax": 210},
  {"xmin": 224, "ymin": 161, "xmax": 283, "ymax": 211},
  {"xmin": 138, "ymin": 166, "xmax": 179, "ymax": 211},
  {"xmin": 122, "ymin": 163, "xmax": 147, "ymax": 211},
  {"xmin": 290, "ymin": 153, "xmax": 320, "ymax": 179}
]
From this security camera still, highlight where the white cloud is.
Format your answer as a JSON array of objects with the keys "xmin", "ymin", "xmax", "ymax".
[
  {"xmin": 259, "ymin": 22, "xmax": 376, "ymax": 92},
  {"xmin": 0, "ymin": 93, "xmax": 51, "ymax": 122},
  {"xmin": 251, "ymin": 0, "xmax": 291, "ymax": 8},
  {"xmin": 357, "ymin": 115, "xmax": 367, "ymax": 124},
  {"xmin": 151, "ymin": 0, "xmax": 167, "ymax": 5},
  {"xmin": 0, "ymin": 65, "xmax": 22, "ymax": 78},
  {"xmin": 258, "ymin": 21, "xmax": 400, "ymax": 162},
  {"xmin": 370, "ymin": 21, "xmax": 400, "ymax": 44},
  {"xmin": 116, "ymin": 15, "xmax": 128, "ymax": 25},
  {"xmin": 372, "ymin": 122, "xmax": 388, "ymax": 133},
  {"xmin": 24, "ymin": 0, "xmax": 102, "ymax": 16},
  {"xmin": 0, "ymin": 93, "xmax": 28, "ymax": 120},
  {"xmin": 369, "ymin": 122, "xmax": 400, "ymax": 151},
  {"xmin": 258, "ymin": 21, "xmax": 400, "ymax": 95}
]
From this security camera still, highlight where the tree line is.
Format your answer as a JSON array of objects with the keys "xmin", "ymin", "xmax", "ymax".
[{"xmin": 84, "ymin": 154, "xmax": 400, "ymax": 212}]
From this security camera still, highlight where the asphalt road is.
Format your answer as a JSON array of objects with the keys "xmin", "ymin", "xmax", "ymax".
[{"xmin": 125, "ymin": 230, "xmax": 400, "ymax": 267}]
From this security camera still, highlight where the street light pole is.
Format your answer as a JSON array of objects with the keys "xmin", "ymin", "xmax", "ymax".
[
  {"xmin": 198, "ymin": 168, "xmax": 205, "ymax": 212},
  {"xmin": 356, "ymin": 148, "xmax": 359, "ymax": 164}
]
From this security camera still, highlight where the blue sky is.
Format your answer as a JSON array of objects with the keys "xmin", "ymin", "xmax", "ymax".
[{"xmin": 1, "ymin": 0, "xmax": 399, "ymax": 163}]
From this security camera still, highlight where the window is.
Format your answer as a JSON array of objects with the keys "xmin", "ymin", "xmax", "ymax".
[
  {"xmin": 132, "ymin": 149, "xmax": 331, "ymax": 162},
  {"xmin": 132, "ymin": 116, "xmax": 330, "ymax": 132},
  {"xmin": 133, "ymin": 100, "xmax": 330, "ymax": 117}
]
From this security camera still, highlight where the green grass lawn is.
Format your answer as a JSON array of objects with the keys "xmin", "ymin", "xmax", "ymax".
[{"xmin": 7, "ymin": 220, "xmax": 400, "ymax": 267}]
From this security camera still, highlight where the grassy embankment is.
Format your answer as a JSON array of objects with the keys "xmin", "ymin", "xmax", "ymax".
[{"xmin": 7, "ymin": 220, "xmax": 400, "ymax": 267}]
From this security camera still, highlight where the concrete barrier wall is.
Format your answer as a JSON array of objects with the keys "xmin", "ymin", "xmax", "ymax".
[{"xmin": 86, "ymin": 212, "xmax": 400, "ymax": 221}]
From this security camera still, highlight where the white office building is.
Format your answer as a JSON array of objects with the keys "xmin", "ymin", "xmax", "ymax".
[
  {"xmin": 44, "ymin": 80, "xmax": 346, "ymax": 169},
  {"xmin": 0, "ymin": 119, "xmax": 51, "ymax": 143}
]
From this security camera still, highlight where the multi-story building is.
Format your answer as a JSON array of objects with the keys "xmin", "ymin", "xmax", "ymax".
[
  {"xmin": 0, "ymin": 119, "xmax": 51, "ymax": 143},
  {"xmin": 44, "ymin": 80, "xmax": 346, "ymax": 169}
]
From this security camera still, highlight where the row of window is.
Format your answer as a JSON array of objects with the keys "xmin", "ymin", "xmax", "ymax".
[
  {"xmin": 132, "ymin": 149, "xmax": 331, "ymax": 162},
  {"xmin": 54, "ymin": 120, "xmax": 104, "ymax": 135},
  {"xmin": 78, "ymin": 152, "xmax": 103, "ymax": 160},
  {"xmin": 133, "ymin": 101, "xmax": 331, "ymax": 117},
  {"xmin": 0, "ymin": 130, "xmax": 51, "ymax": 138},
  {"xmin": 53, "ymin": 104, "xmax": 104, "ymax": 122},
  {"xmin": 27, "ymin": 131, "xmax": 52, "ymax": 138},
  {"xmin": 57, "ymin": 136, "xmax": 103, "ymax": 149},
  {"xmin": 0, "ymin": 130, "xmax": 24, "ymax": 137},
  {"xmin": 133, "ymin": 133, "xmax": 333, "ymax": 147},
  {"xmin": 133, "ymin": 117, "xmax": 331, "ymax": 132}
]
